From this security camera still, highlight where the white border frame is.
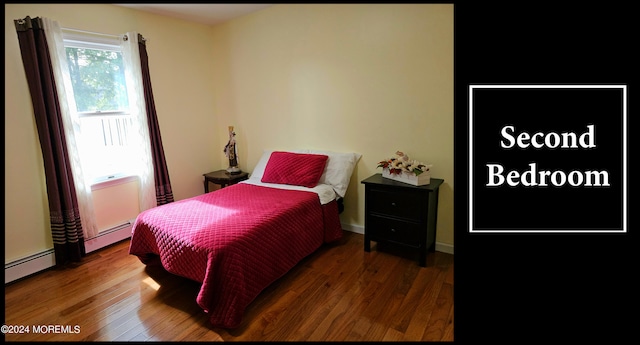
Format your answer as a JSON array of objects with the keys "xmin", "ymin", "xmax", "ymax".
[{"xmin": 468, "ymin": 84, "xmax": 627, "ymax": 233}]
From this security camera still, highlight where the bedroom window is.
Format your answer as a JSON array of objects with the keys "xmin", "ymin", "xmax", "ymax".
[{"xmin": 63, "ymin": 32, "xmax": 139, "ymax": 184}]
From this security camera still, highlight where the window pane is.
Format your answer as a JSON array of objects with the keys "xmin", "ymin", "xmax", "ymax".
[
  {"xmin": 79, "ymin": 115, "xmax": 137, "ymax": 182},
  {"xmin": 65, "ymin": 47, "xmax": 129, "ymax": 112}
]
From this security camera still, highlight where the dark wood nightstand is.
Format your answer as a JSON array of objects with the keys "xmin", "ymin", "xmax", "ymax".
[
  {"xmin": 203, "ymin": 170, "xmax": 249, "ymax": 193},
  {"xmin": 361, "ymin": 173, "xmax": 444, "ymax": 267}
]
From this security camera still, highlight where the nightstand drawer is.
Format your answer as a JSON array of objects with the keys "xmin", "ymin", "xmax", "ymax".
[
  {"xmin": 367, "ymin": 215, "xmax": 421, "ymax": 247},
  {"xmin": 368, "ymin": 188, "xmax": 424, "ymax": 221}
]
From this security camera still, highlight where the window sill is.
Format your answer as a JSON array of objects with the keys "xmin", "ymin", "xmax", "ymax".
[{"xmin": 91, "ymin": 174, "xmax": 139, "ymax": 191}]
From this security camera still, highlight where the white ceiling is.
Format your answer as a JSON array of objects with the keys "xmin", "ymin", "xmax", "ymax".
[{"xmin": 113, "ymin": 4, "xmax": 273, "ymax": 26}]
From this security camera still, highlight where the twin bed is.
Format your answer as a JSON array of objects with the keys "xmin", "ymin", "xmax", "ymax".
[{"xmin": 128, "ymin": 149, "xmax": 360, "ymax": 328}]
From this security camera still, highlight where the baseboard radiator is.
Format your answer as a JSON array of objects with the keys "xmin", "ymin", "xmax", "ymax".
[{"xmin": 5, "ymin": 220, "xmax": 134, "ymax": 284}]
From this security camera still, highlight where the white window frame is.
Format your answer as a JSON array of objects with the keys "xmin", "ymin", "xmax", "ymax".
[{"xmin": 62, "ymin": 30, "xmax": 139, "ymax": 187}]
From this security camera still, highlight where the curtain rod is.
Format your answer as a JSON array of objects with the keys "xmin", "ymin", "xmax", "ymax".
[
  {"xmin": 62, "ymin": 27, "xmax": 120, "ymax": 39},
  {"xmin": 61, "ymin": 27, "xmax": 148, "ymax": 42}
]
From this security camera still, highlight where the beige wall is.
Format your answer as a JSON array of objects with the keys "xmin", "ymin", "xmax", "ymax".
[{"xmin": 4, "ymin": 4, "xmax": 453, "ymax": 264}]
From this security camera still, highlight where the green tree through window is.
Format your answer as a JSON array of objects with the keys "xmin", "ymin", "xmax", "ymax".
[{"xmin": 65, "ymin": 47, "xmax": 128, "ymax": 112}]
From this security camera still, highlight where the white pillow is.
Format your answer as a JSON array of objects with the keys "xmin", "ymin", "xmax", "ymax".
[
  {"xmin": 304, "ymin": 150, "xmax": 361, "ymax": 198},
  {"xmin": 248, "ymin": 150, "xmax": 273, "ymax": 181}
]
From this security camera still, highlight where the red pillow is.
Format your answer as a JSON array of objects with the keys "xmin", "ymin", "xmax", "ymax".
[{"xmin": 261, "ymin": 151, "xmax": 329, "ymax": 188}]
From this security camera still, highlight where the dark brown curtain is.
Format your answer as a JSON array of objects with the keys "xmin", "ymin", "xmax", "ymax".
[
  {"xmin": 14, "ymin": 16, "xmax": 85, "ymax": 266},
  {"xmin": 138, "ymin": 34, "xmax": 174, "ymax": 205}
]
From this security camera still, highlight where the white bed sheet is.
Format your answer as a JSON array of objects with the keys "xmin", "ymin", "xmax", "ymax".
[{"xmin": 239, "ymin": 179, "xmax": 337, "ymax": 205}]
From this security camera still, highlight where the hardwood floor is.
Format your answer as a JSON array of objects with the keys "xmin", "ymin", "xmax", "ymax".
[{"xmin": 3, "ymin": 231, "xmax": 453, "ymax": 342}]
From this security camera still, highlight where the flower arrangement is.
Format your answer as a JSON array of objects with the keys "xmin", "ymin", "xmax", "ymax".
[{"xmin": 377, "ymin": 151, "xmax": 431, "ymax": 176}]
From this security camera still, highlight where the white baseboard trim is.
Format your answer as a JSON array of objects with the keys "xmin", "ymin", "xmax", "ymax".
[
  {"xmin": 436, "ymin": 242, "xmax": 454, "ymax": 255},
  {"xmin": 84, "ymin": 222, "xmax": 132, "ymax": 254},
  {"xmin": 341, "ymin": 222, "xmax": 454, "ymax": 255},
  {"xmin": 341, "ymin": 222, "xmax": 364, "ymax": 234},
  {"xmin": 5, "ymin": 249, "xmax": 56, "ymax": 284},
  {"xmin": 5, "ymin": 221, "xmax": 133, "ymax": 284}
]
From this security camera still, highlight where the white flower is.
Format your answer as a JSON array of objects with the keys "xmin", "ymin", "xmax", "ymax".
[{"xmin": 379, "ymin": 151, "xmax": 431, "ymax": 176}]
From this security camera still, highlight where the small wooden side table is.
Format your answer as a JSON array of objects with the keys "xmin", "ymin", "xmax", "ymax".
[
  {"xmin": 361, "ymin": 173, "xmax": 444, "ymax": 267},
  {"xmin": 203, "ymin": 170, "xmax": 249, "ymax": 193}
]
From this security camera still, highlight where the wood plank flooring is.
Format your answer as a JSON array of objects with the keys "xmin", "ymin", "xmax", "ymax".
[{"xmin": 3, "ymin": 231, "xmax": 453, "ymax": 342}]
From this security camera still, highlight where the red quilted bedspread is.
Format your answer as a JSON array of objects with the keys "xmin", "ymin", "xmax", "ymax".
[{"xmin": 128, "ymin": 183, "xmax": 343, "ymax": 328}]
